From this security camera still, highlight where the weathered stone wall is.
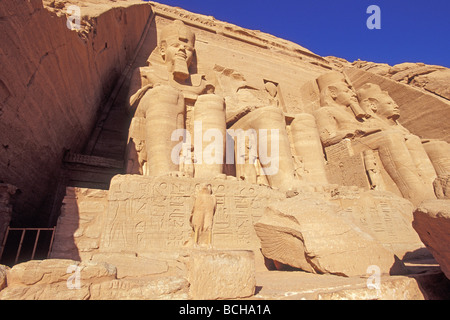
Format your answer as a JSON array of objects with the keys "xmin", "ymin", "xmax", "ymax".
[
  {"xmin": 0, "ymin": 0, "xmax": 152, "ymax": 224},
  {"xmin": 99, "ymin": 175, "xmax": 284, "ymax": 255},
  {"xmin": 50, "ymin": 187, "xmax": 108, "ymax": 261},
  {"xmin": 50, "ymin": 175, "xmax": 286, "ymax": 269}
]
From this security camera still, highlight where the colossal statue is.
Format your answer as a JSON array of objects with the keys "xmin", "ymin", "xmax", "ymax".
[
  {"xmin": 313, "ymin": 72, "xmax": 436, "ymax": 205},
  {"xmin": 357, "ymin": 83, "xmax": 438, "ymax": 189},
  {"xmin": 126, "ymin": 20, "xmax": 299, "ymax": 191},
  {"xmin": 126, "ymin": 20, "xmax": 224, "ymax": 178},
  {"xmin": 289, "ymin": 113, "xmax": 328, "ymax": 184},
  {"xmin": 124, "ymin": 21, "xmax": 441, "ymax": 205}
]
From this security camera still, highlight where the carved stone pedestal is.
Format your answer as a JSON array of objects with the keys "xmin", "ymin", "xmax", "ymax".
[{"xmin": 187, "ymin": 249, "xmax": 255, "ymax": 299}]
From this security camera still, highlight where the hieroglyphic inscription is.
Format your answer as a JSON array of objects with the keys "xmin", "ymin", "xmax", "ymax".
[
  {"xmin": 337, "ymin": 191, "xmax": 421, "ymax": 257},
  {"xmin": 325, "ymin": 139, "xmax": 370, "ymax": 189},
  {"xmin": 100, "ymin": 175, "xmax": 283, "ymax": 253}
]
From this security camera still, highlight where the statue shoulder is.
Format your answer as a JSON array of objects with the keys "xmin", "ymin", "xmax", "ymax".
[
  {"xmin": 140, "ymin": 65, "xmax": 169, "ymax": 86},
  {"xmin": 313, "ymin": 106, "xmax": 335, "ymax": 118}
]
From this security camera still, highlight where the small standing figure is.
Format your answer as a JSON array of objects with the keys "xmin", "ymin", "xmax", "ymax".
[
  {"xmin": 363, "ymin": 149, "xmax": 384, "ymax": 191},
  {"xmin": 190, "ymin": 184, "xmax": 216, "ymax": 247},
  {"xmin": 179, "ymin": 143, "xmax": 195, "ymax": 178}
]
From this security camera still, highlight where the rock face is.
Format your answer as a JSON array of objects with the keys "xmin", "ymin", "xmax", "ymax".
[
  {"xmin": 254, "ymin": 196, "xmax": 408, "ymax": 277},
  {"xmin": 2, "ymin": 0, "xmax": 450, "ymax": 300},
  {"xmin": 352, "ymin": 60, "xmax": 450, "ymax": 102},
  {"xmin": 327, "ymin": 58, "xmax": 450, "ymax": 103},
  {"xmin": 0, "ymin": 259, "xmax": 116, "ymax": 300},
  {"xmin": 187, "ymin": 250, "xmax": 255, "ymax": 299},
  {"xmin": 0, "ymin": 0, "xmax": 152, "ymax": 224},
  {"xmin": 413, "ymin": 200, "xmax": 450, "ymax": 279},
  {"xmin": 0, "ymin": 184, "xmax": 17, "ymax": 255},
  {"xmin": 0, "ymin": 265, "xmax": 8, "ymax": 291}
]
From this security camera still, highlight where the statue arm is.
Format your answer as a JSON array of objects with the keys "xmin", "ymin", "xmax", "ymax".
[
  {"xmin": 128, "ymin": 68, "xmax": 160, "ymax": 116},
  {"xmin": 314, "ymin": 109, "xmax": 355, "ymax": 147}
]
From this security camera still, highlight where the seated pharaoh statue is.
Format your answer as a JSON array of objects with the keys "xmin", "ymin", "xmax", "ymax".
[
  {"xmin": 126, "ymin": 20, "xmax": 225, "ymax": 178},
  {"xmin": 313, "ymin": 71, "xmax": 436, "ymax": 205},
  {"xmin": 125, "ymin": 19, "xmax": 298, "ymax": 192},
  {"xmin": 356, "ymin": 83, "xmax": 438, "ymax": 185},
  {"xmin": 357, "ymin": 83, "xmax": 450, "ymax": 199}
]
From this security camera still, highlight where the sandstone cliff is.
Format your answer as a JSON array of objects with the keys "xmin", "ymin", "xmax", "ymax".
[
  {"xmin": 1, "ymin": 0, "xmax": 449, "ymax": 227},
  {"xmin": 0, "ymin": 0, "xmax": 151, "ymax": 224},
  {"xmin": 1, "ymin": 0, "xmax": 450, "ymax": 301}
]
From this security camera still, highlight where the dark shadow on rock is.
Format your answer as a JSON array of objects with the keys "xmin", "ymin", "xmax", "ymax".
[
  {"xmin": 402, "ymin": 247, "xmax": 433, "ymax": 261},
  {"xmin": 408, "ymin": 272, "xmax": 450, "ymax": 300},
  {"xmin": 263, "ymin": 255, "xmax": 276, "ymax": 271},
  {"xmin": 389, "ymin": 255, "xmax": 409, "ymax": 275},
  {"xmin": 254, "ymin": 286, "xmax": 263, "ymax": 295}
]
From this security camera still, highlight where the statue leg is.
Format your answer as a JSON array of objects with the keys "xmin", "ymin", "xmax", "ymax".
[
  {"xmin": 359, "ymin": 132, "xmax": 436, "ymax": 205},
  {"xmin": 290, "ymin": 113, "xmax": 328, "ymax": 184},
  {"xmin": 193, "ymin": 94, "xmax": 226, "ymax": 179},
  {"xmin": 423, "ymin": 140, "xmax": 450, "ymax": 176},
  {"xmin": 231, "ymin": 106, "xmax": 295, "ymax": 190},
  {"xmin": 404, "ymin": 134, "xmax": 437, "ymax": 187},
  {"xmin": 142, "ymin": 85, "xmax": 185, "ymax": 176}
]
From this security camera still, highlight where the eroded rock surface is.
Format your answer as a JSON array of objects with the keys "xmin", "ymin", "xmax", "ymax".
[{"xmin": 413, "ymin": 200, "xmax": 450, "ymax": 279}]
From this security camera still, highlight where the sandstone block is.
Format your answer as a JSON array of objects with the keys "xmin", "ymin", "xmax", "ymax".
[
  {"xmin": 337, "ymin": 190, "xmax": 427, "ymax": 260},
  {"xmin": 50, "ymin": 187, "xmax": 108, "ymax": 261},
  {"xmin": 317, "ymin": 276, "xmax": 425, "ymax": 300},
  {"xmin": 434, "ymin": 175, "xmax": 450, "ymax": 199},
  {"xmin": 187, "ymin": 250, "xmax": 256, "ymax": 299},
  {"xmin": 255, "ymin": 197, "xmax": 406, "ymax": 277},
  {"xmin": 0, "ymin": 259, "xmax": 117, "ymax": 300},
  {"xmin": 89, "ymin": 276, "xmax": 189, "ymax": 300},
  {"xmin": 6, "ymin": 259, "xmax": 116, "ymax": 287},
  {"xmin": 0, "ymin": 265, "xmax": 8, "ymax": 291},
  {"xmin": 90, "ymin": 252, "xmax": 168, "ymax": 279},
  {"xmin": 0, "ymin": 282, "xmax": 91, "ymax": 300},
  {"xmin": 413, "ymin": 200, "xmax": 450, "ymax": 279}
]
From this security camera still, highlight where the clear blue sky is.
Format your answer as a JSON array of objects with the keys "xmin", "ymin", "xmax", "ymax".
[{"xmin": 148, "ymin": 0, "xmax": 450, "ymax": 68}]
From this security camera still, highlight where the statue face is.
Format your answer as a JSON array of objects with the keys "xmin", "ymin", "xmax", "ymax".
[
  {"xmin": 374, "ymin": 94, "xmax": 400, "ymax": 120},
  {"xmin": 160, "ymin": 33, "xmax": 195, "ymax": 81},
  {"xmin": 357, "ymin": 84, "xmax": 400, "ymax": 121},
  {"xmin": 136, "ymin": 140, "xmax": 145, "ymax": 151},
  {"xmin": 329, "ymin": 83, "xmax": 358, "ymax": 107}
]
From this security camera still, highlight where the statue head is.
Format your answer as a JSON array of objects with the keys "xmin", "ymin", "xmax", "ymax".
[
  {"xmin": 316, "ymin": 71, "xmax": 369, "ymax": 119},
  {"xmin": 196, "ymin": 183, "xmax": 212, "ymax": 195},
  {"xmin": 159, "ymin": 20, "xmax": 196, "ymax": 82},
  {"xmin": 317, "ymin": 72, "xmax": 358, "ymax": 107},
  {"xmin": 357, "ymin": 83, "xmax": 400, "ymax": 121}
]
